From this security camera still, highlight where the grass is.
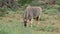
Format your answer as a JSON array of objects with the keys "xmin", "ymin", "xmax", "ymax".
[{"xmin": 0, "ymin": 9, "xmax": 60, "ymax": 34}]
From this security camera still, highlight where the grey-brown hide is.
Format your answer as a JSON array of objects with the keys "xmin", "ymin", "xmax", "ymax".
[{"xmin": 23, "ymin": 6, "xmax": 42, "ymax": 27}]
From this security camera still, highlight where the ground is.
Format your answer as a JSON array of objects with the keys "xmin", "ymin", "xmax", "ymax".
[{"xmin": 0, "ymin": 11, "xmax": 60, "ymax": 34}]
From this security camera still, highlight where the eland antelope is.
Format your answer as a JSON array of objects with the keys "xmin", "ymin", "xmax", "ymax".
[{"xmin": 23, "ymin": 5, "xmax": 42, "ymax": 27}]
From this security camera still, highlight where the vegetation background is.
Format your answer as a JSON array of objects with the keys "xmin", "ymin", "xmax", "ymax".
[{"xmin": 0, "ymin": 0, "xmax": 60, "ymax": 34}]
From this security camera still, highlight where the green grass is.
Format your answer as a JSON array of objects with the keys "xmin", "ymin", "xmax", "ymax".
[
  {"xmin": 0, "ymin": 10, "xmax": 60, "ymax": 34},
  {"xmin": 0, "ymin": 0, "xmax": 60, "ymax": 34}
]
